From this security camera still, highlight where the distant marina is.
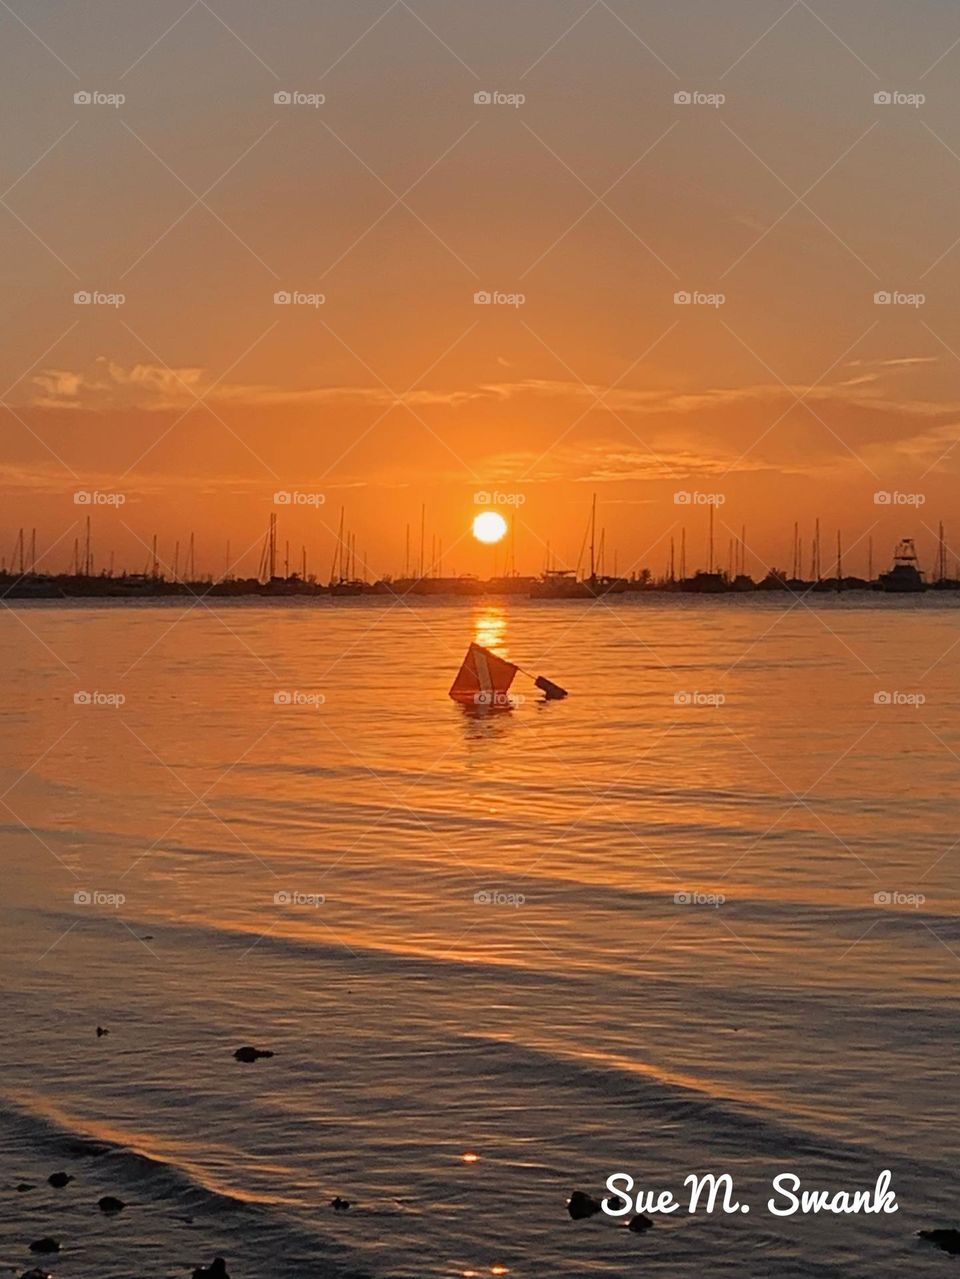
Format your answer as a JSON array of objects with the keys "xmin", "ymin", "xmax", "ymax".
[{"xmin": 0, "ymin": 501, "xmax": 955, "ymax": 600}]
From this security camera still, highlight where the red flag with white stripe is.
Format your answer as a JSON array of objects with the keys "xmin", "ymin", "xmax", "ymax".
[{"xmin": 449, "ymin": 642, "xmax": 518, "ymax": 705}]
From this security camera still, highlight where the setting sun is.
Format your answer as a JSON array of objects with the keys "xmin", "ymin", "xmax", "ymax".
[{"xmin": 472, "ymin": 512, "xmax": 508, "ymax": 544}]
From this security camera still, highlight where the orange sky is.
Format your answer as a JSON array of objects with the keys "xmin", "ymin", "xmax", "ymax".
[{"xmin": 3, "ymin": 0, "xmax": 960, "ymax": 579}]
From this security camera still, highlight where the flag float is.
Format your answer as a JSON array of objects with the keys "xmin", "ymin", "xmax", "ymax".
[
  {"xmin": 449, "ymin": 642, "xmax": 518, "ymax": 706},
  {"xmin": 449, "ymin": 643, "xmax": 568, "ymax": 705}
]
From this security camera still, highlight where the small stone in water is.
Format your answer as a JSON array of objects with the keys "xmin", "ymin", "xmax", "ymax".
[
  {"xmin": 918, "ymin": 1228, "xmax": 960, "ymax": 1255},
  {"xmin": 29, "ymin": 1238, "xmax": 59, "ymax": 1255},
  {"xmin": 192, "ymin": 1259, "xmax": 229, "ymax": 1279},
  {"xmin": 567, "ymin": 1190, "xmax": 602, "ymax": 1220}
]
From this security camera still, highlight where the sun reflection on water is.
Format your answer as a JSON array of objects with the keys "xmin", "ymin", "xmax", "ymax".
[{"xmin": 473, "ymin": 605, "xmax": 507, "ymax": 654}]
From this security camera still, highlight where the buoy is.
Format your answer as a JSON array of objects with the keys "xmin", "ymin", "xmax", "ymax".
[
  {"xmin": 449, "ymin": 643, "xmax": 568, "ymax": 706},
  {"xmin": 534, "ymin": 675, "xmax": 567, "ymax": 699}
]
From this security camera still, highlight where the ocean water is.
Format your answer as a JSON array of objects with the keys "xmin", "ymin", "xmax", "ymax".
[{"xmin": 1, "ymin": 595, "xmax": 958, "ymax": 1279}]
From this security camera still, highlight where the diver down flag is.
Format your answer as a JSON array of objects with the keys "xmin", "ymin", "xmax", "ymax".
[{"xmin": 449, "ymin": 642, "xmax": 518, "ymax": 705}]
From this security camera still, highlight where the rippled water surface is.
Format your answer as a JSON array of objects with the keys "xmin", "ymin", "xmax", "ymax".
[{"xmin": 1, "ymin": 596, "xmax": 958, "ymax": 1278}]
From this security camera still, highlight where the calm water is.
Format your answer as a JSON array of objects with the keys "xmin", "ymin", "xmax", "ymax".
[{"xmin": 1, "ymin": 595, "xmax": 958, "ymax": 1278}]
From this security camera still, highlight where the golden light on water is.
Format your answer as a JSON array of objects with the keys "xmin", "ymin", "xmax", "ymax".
[
  {"xmin": 461, "ymin": 1151, "xmax": 479, "ymax": 1163},
  {"xmin": 474, "ymin": 606, "xmax": 506, "ymax": 651},
  {"xmin": 472, "ymin": 511, "xmax": 508, "ymax": 544}
]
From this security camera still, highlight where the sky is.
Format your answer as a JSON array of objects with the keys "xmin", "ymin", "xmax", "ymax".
[{"xmin": 4, "ymin": 0, "xmax": 960, "ymax": 580}]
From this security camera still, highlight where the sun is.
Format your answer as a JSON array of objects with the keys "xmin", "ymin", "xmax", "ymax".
[{"xmin": 472, "ymin": 511, "xmax": 508, "ymax": 544}]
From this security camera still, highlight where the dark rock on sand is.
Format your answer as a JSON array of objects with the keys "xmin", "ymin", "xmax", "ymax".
[
  {"xmin": 330, "ymin": 1196, "xmax": 351, "ymax": 1210},
  {"xmin": 96, "ymin": 1026, "xmax": 109, "ymax": 1037},
  {"xmin": 233, "ymin": 1046, "xmax": 274, "ymax": 1062},
  {"xmin": 16, "ymin": 1183, "xmax": 35, "ymax": 1192},
  {"xmin": 192, "ymin": 1258, "xmax": 229, "ymax": 1279},
  {"xmin": 628, "ymin": 1213, "xmax": 654, "ymax": 1232},
  {"xmin": 29, "ymin": 1238, "xmax": 60, "ymax": 1254},
  {"xmin": 918, "ymin": 1228, "xmax": 960, "ymax": 1255},
  {"xmin": 567, "ymin": 1190, "xmax": 603, "ymax": 1220},
  {"xmin": 47, "ymin": 1173, "xmax": 72, "ymax": 1188},
  {"xmin": 98, "ymin": 1195, "xmax": 126, "ymax": 1213}
]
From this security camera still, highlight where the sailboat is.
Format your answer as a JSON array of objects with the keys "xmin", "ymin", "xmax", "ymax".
[
  {"xmin": 529, "ymin": 494, "xmax": 627, "ymax": 598},
  {"xmin": 329, "ymin": 510, "xmax": 365, "ymax": 595}
]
